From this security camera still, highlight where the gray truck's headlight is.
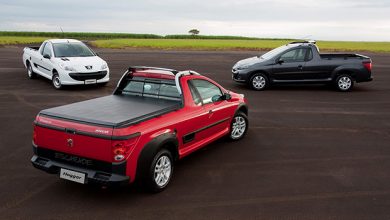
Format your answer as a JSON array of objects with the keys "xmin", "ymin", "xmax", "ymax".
[{"xmin": 237, "ymin": 64, "xmax": 250, "ymax": 70}]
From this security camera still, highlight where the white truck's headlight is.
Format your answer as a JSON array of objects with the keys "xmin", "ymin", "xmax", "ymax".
[
  {"xmin": 59, "ymin": 63, "xmax": 76, "ymax": 71},
  {"xmin": 64, "ymin": 66, "xmax": 76, "ymax": 71},
  {"xmin": 101, "ymin": 63, "xmax": 108, "ymax": 70}
]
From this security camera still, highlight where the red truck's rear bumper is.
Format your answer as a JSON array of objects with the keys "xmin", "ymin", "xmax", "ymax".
[{"xmin": 31, "ymin": 145, "xmax": 130, "ymax": 186}]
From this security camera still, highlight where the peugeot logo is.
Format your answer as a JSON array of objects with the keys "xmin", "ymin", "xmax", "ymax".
[
  {"xmin": 85, "ymin": 65, "xmax": 92, "ymax": 70},
  {"xmin": 67, "ymin": 138, "xmax": 74, "ymax": 147}
]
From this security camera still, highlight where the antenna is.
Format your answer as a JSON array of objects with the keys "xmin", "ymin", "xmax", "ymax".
[
  {"xmin": 299, "ymin": 35, "xmax": 312, "ymax": 40},
  {"xmin": 60, "ymin": 27, "xmax": 64, "ymax": 38}
]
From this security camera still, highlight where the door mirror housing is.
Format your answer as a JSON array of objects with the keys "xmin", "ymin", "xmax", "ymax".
[
  {"xmin": 222, "ymin": 93, "xmax": 232, "ymax": 100},
  {"xmin": 211, "ymin": 93, "xmax": 231, "ymax": 103},
  {"xmin": 43, "ymin": 54, "xmax": 51, "ymax": 59},
  {"xmin": 277, "ymin": 59, "xmax": 284, "ymax": 64}
]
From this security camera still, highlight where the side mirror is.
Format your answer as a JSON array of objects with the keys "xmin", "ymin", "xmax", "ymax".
[
  {"xmin": 222, "ymin": 93, "xmax": 232, "ymax": 100},
  {"xmin": 43, "ymin": 54, "xmax": 51, "ymax": 59},
  {"xmin": 95, "ymin": 52, "xmax": 99, "ymax": 56},
  {"xmin": 277, "ymin": 59, "xmax": 284, "ymax": 64},
  {"xmin": 212, "ymin": 93, "xmax": 231, "ymax": 103}
]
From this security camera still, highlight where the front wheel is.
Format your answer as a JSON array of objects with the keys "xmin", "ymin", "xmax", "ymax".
[
  {"xmin": 249, "ymin": 73, "xmax": 268, "ymax": 91},
  {"xmin": 229, "ymin": 112, "xmax": 248, "ymax": 140},
  {"xmin": 52, "ymin": 73, "xmax": 63, "ymax": 90},
  {"xmin": 335, "ymin": 74, "xmax": 354, "ymax": 92},
  {"xmin": 144, "ymin": 149, "xmax": 174, "ymax": 193}
]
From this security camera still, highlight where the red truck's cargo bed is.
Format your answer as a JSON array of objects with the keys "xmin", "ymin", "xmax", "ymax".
[{"xmin": 39, "ymin": 95, "xmax": 181, "ymax": 128}]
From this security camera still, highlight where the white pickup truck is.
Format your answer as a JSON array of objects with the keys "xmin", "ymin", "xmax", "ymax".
[{"xmin": 22, "ymin": 39, "xmax": 109, "ymax": 89}]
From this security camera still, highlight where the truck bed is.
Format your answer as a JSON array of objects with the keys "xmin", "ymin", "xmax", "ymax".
[
  {"xmin": 39, "ymin": 95, "xmax": 182, "ymax": 128},
  {"xmin": 320, "ymin": 53, "xmax": 369, "ymax": 60},
  {"xmin": 25, "ymin": 46, "xmax": 40, "ymax": 51}
]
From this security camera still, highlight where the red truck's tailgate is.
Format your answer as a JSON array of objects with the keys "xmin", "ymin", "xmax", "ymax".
[{"xmin": 34, "ymin": 116, "xmax": 113, "ymax": 163}]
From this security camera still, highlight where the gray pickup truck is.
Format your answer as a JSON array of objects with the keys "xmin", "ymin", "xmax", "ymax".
[{"xmin": 232, "ymin": 41, "xmax": 373, "ymax": 91}]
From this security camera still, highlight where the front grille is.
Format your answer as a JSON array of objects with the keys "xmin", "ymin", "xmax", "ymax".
[
  {"xmin": 36, "ymin": 147, "xmax": 126, "ymax": 175},
  {"xmin": 69, "ymin": 71, "xmax": 108, "ymax": 81}
]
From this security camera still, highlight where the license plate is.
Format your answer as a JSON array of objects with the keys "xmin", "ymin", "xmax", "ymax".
[
  {"xmin": 60, "ymin": 168, "xmax": 86, "ymax": 184},
  {"xmin": 85, "ymin": 79, "xmax": 97, "ymax": 84}
]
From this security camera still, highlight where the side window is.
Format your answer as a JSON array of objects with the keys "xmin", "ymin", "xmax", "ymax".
[
  {"xmin": 42, "ymin": 43, "xmax": 52, "ymax": 57},
  {"xmin": 188, "ymin": 82, "xmax": 202, "ymax": 106},
  {"xmin": 191, "ymin": 79, "xmax": 222, "ymax": 105},
  {"xmin": 40, "ymin": 42, "xmax": 47, "ymax": 55},
  {"xmin": 279, "ymin": 48, "xmax": 307, "ymax": 62},
  {"xmin": 306, "ymin": 48, "xmax": 313, "ymax": 61}
]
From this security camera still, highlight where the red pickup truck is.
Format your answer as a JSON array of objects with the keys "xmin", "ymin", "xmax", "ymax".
[{"xmin": 31, "ymin": 66, "xmax": 249, "ymax": 192}]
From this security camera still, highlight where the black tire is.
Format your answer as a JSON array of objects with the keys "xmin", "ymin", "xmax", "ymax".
[
  {"xmin": 229, "ymin": 111, "xmax": 248, "ymax": 141},
  {"xmin": 52, "ymin": 73, "xmax": 63, "ymax": 90},
  {"xmin": 249, "ymin": 73, "xmax": 269, "ymax": 91},
  {"xmin": 26, "ymin": 62, "xmax": 37, "ymax": 79},
  {"xmin": 335, "ymin": 74, "xmax": 354, "ymax": 92},
  {"xmin": 143, "ymin": 149, "xmax": 174, "ymax": 193}
]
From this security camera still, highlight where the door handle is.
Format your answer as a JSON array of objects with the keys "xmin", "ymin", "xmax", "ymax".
[
  {"xmin": 209, "ymin": 110, "xmax": 213, "ymax": 114},
  {"xmin": 298, "ymin": 65, "xmax": 303, "ymax": 70}
]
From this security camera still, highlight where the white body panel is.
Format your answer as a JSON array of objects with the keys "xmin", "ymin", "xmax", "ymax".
[{"xmin": 22, "ymin": 39, "xmax": 109, "ymax": 86}]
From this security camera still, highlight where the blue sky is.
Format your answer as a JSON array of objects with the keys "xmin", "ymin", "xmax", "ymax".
[{"xmin": 0, "ymin": 0, "xmax": 389, "ymax": 41}]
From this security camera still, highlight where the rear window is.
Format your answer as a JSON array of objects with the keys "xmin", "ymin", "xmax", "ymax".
[{"xmin": 121, "ymin": 78, "xmax": 180, "ymax": 101}]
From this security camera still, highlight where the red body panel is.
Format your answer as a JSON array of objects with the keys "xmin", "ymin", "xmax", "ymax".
[
  {"xmin": 35, "ymin": 117, "xmax": 113, "ymax": 162},
  {"xmin": 33, "ymin": 70, "xmax": 248, "ymax": 183}
]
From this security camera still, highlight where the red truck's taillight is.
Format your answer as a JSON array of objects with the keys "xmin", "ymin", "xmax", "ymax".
[
  {"xmin": 32, "ymin": 124, "xmax": 37, "ymax": 144},
  {"xmin": 363, "ymin": 61, "xmax": 372, "ymax": 72},
  {"xmin": 111, "ymin": 137, "xmax": 139, "ymax": 162}
]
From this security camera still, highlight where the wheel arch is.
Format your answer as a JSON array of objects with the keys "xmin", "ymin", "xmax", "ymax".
[
  {"xmin": 135, "ymin": 132, "xmax": 179, "ymax": 181},
  {"xmin": 235, "ymin": 103, "xmax": 248, "ymax": 116},
  {"xmin": 332, "ymin": 67, "xmax": 357, "ymax": 81},
  {"xmin": 247, "ymin": 70, "xmax": 270, "ymax": 83}
]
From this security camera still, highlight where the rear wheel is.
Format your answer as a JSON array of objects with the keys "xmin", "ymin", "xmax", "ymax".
[
  {"xmin": 26, "ymin": 62, "xmax": 36, "ymax": 79},
  {"xmin": 144, "ymin": 149, "xmax": 173, "ymax": 193},
  {"xmin": 335, "ymin": 74, "xmax": 354, "ymax": 92},
  {"xmin": 52, "ymin": 73, "xmax": 63, "ymax": 90},
  {"xmin": 249, "ymin": 73, "xmax": 268, "ymax": 91}
]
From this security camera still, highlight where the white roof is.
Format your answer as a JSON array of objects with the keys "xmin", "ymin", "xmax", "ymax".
[{"xmin": 47, "ymin": 39, "xmax": 82, "ymax": 44}]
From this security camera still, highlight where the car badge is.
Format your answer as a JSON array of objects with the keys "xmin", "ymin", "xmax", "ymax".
[
  {"xmin": 67, "ymin": 138, "xmax": 74, "ymax": 147},
  {"xmin": 85, "ymin": 65, "xmax": 92, "ymax": 70}
]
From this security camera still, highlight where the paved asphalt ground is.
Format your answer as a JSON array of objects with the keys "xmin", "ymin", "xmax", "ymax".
[{"xmin": 0, "ymin": 46, "xmax": 389, "ymax": 220}]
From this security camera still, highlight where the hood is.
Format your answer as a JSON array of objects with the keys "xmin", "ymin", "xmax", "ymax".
[
  {"xmin": 233, "ymin": 56, "xmax": 261, "ymax": 69},
  {"xmin": 57, "ymin": 56, "xmax": 106, "ymax": 72}
]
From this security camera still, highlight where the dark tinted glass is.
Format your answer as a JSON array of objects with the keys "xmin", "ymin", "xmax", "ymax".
[
  {"xmin": 191, "ymin": 79, "xmax": 222, "ymax": 104},
  {"xmin": 280, "ymin": 48, "xmax": 307, "ymax": 62}
]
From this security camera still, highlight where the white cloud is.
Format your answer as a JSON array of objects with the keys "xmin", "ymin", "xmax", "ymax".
[{"xmin": 0, "ymin": 0, "xmax": 389, "ymax": 41}]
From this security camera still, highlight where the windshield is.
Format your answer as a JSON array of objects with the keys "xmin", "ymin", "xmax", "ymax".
[
  {"xmin": 260, "ymin": 45, "xmax": 289, "ymax": 60},
  {"xmin": 53, "ymin": 42, "xmax": 95, "ymax": 57}
]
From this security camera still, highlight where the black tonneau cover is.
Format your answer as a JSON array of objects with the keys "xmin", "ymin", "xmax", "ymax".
[{"xmin": 39, "ymin": 95, "xmax": 182, "ymax": 128}]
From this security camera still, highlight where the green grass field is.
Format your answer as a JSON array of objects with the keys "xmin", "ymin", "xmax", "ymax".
[
  {"xmin": 0, "ymin": 32, "xmax": 389, "ymax": 53},
  {"xmin": 91, "ymin": 39, "xmax": 390, "ymax": 53},
  {"xmin": 0, "ymin": 36, "xmax": 49, "ymax": 45}
]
